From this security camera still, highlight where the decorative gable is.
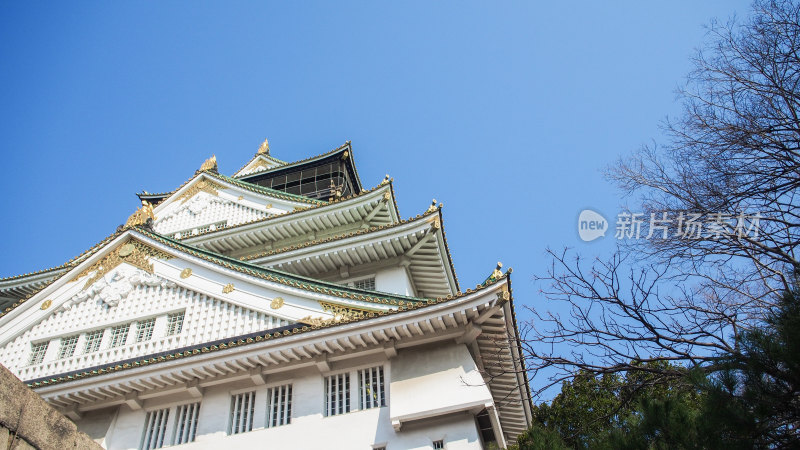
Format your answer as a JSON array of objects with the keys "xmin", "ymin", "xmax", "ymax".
[
  {"xmin": 234, "ymin": 155, "xmax": 283, "ymax": 177},
  {"xmin": 150, "ymin": 175, "xmax": 305, "ymax": 238},
  {"xmin": 0, "ymin": 227, "xmax": 413, "ymax": 387},
  {"xmin": 154, "ymin": 191, "xmax": 270, "ymax": 238},
  {"xmin": 2, "ymin": 262, "xmax": 291, "ymax": 382}
]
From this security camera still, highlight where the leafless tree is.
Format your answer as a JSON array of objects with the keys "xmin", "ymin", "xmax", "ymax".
[{"xmin": 526, "ymin": 0, "xmax": 800, "ymax": 395}]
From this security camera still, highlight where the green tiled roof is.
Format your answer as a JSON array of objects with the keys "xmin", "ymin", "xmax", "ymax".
[{"xmin": 136, "ymin": 227, "xmax": 430, "ymax": 306}]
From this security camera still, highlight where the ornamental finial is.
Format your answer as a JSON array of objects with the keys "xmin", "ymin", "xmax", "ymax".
[
  {"xmin": 258, "ymin": 138, "xmax": 270, "ymax": 155},
  {"xmin": 427, "ymin": 199, "xmax": 438, "ymax": 213},
  {"xmin": 200, "ymin": 155, "xmax": 218, "ymax": 172},
  {"xmin": 491, "ymin": 262, "xmax": 504, "ymax": 280},
  {"xmin": 381, "ymin": 174, "xmax": 390, "ymax": 185},
  {"xmin": 125, "ymin": 200, "xmax": 156, "ymax": 228}
]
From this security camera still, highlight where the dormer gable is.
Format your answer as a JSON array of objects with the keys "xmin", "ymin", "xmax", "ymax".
[{"xmin": 150, "ymin": 172, "xmax": 324, "ymax": 238}]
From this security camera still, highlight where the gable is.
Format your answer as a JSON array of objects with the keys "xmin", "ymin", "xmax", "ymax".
[
  {"xmin": 0, "ymin": 261, "xmax": 291, "ymax": 382},
  {"xmin": 151, "ymin": 175, "xmax": 307, "ymax": 237},
  {"xmin": 0, "ymin": 230, "xmax": 411, "ymax": 383},
  {"xmin": 234, "ymin": 155, "xmax": 283, "ymax": 178}
]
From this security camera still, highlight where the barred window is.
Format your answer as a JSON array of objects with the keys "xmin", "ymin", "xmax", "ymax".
[
  {"xmin": 324, "ymin": 373, "xmax": 350, "ymax": 416},
  {"xmin": 136, "ymin": 318, "xmax": 156, "ymax": 343},
  {"xmin": 166, "ymin": 312, "xmax": 184, "ymax": 336},
  {"xmin": 229, "ymin": 391, "xmax": 256, "ymax": 435},
  {"xmin": 140, "ymin": 408, "xmax": 170, "ymax": 450},
  {"xmin": 433, "ymin": 440, "xmax": 445, "ymax": 449},
  {"xmin": 358, "ymin": 366, "xmax": 386, "ymax": 409},
  {"xmin": 172, "ymin": 402, "xmax": 200, "ymax": 445},
  {"xmin": 29, "ymin": 342, "xmax": 48, "ymax": 365},
  {"xmin": 354, "ymin": 277, "xmax": 376, "ymax": 291},
  {"xmin": 58, "ymin": 335, "xmax": 79, "ymax": 359},
  {"xmin": 266, "ymin": 384, "xmax": 292, "ymax": 427},
  {"xmin": 84, "ymin": 330, "xmax": 103, "ymax": 353},
  {"xmin": 109, "ymin": 324, "xmax": 130, "ymax": 348}
]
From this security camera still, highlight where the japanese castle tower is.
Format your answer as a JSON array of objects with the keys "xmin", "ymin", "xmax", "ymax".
[{"xmin": 0, "ymin": 141, "xmax": 531, "ymax": 449}]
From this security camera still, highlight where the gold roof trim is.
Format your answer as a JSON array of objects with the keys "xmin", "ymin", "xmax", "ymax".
[{"xmin": 70, "ymin": 238, "xmax": 172, "ymax": 289}]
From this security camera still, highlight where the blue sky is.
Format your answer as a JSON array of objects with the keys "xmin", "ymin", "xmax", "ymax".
[{"xmin": 0, "ymin": 2, "xmax": 751, "ymax": 395}]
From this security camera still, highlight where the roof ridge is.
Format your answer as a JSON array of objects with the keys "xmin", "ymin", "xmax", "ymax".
[{"xmin": 0, "ymin": 230, "xmax": 125, "ymax": 283}]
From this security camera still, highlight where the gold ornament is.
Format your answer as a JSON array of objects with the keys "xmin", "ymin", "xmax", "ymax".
[
  {"xmin": 71, "ymin": 240, "xmax": 171, "ymax": 289},
  {"xmin": 319, "ymin": 301, "xmax": 376, "ymax": 320},
  {"xmin": 124, "ymin": 200, "xmax": 155, "ymax": 228},
  {"xmin": 257, "ymin": 138, "xmax": 270, "ymax": 155},
  {"xmin": 222, "ymin": 283, "xmax": 235, "ymax": 294},
  {"xmin": 383, "ymin": 192, "xmax": 391, "ymax": 201},
  {"xmin": 180, "ymin": 268, "xmax": 192, "ymax": 279},
  {"xmin": 118, "ymin": 243, "xmax": 135, "ymax": 257},
  {"xmin": 427, "ymin": 199, "xmax": 438, "ymax": 213},
  {"xmin": 270, "ymin": 297, "xmax": 284, "ymax": 309},
  {"xmin": 178, "ymin": 179, "xmax": 223, "ymax": 204},
  {"xmin": 251, "ymin": 159, "xmax": 272, "ymax": 171},
  {"xmin": 40, "ymin": 299, "xmax": 52, "ymax": 310},
  {"xmin": 490, "ymin": 262, "xmax": 503, "ymax": 281},
  {"xmin": 199, "ymin": 155, "xmax": 218, "ymax": 172}
]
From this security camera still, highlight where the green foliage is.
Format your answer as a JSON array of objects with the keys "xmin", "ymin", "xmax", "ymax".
[
  {"xmin": 519, "ymin": 362, "xmax": 698, "ymax": 449},
  {"xmin": 699, "ymin": 288, "xmax": 800, "ymax": 447}
]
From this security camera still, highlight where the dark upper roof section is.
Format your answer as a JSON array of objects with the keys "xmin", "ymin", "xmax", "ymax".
[
  {"xmin": 235, "ymin": 142, "xmax": 363, "ymax": 201},
  {"xmin": 138, "ymin": 142, "xmax": 364, "ymax": 205}
]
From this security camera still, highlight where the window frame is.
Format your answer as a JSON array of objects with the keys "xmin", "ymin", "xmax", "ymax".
[
  {"xmin": 57, "ymin": 335, "xmax": 80, "ymax": 359},
  {"xmin": 28, "ymin": 341, "xmax": 49, "ymax": 365}
]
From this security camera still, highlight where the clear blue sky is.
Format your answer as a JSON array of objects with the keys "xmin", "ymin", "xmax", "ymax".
[{"xmin": 0, "ymin": 1, "xmax": 751, "ymax": 395}]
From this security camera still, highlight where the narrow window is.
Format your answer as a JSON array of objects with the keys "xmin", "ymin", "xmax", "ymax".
[
  {"xmin": 229, "ymin": 391, "xmax": 256, "ymax": 435},
  {"xmin": 354, "ymin": 277, "xmax": 376, "ymax": 291},
  {"xmin": 266, "ymin": 384, "xmax": 292, "ymax": 427},
  {"xmin": 58, "ymin": 335, "xmax": 80, "ymax": 359},
  {"xmin": 29, "ymin": 342, "xmax": 49, "ymax": 365},
  {"xmin": 433, "ymin": 440, "xmax": 445, "ymax": 449},
  {"xmin": 172, "ymin": 402, "xmax": 200, "ymax": 445},
  {"xmin": 84, "ymin": 330, "xmax": 103, "ymax": 353},
  {"xmin": 136, "ymin": 318, "xmax": 156, "ymax": 343},
  {"xmin": 358, "ymin": 366, "xmax": 386, "ymax": 409},
  {"xmin": 139, "ymin": 408, "xmax": 170, "ymax": 450},
  {"xmin": 324, "ymin": 373, "xmax": 350, "ymax": 416},
  {"xmin": 166, "ymin": 312, "xmax": 184, "ymax": 336},
  {"xmin": 109, "ymin": 324, "xmax": 130, "ymax": 348}
]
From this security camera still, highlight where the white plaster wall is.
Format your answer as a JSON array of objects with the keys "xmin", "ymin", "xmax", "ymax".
[
  {"xmin": 390, "ymin": 343, "xmax": 492, "ymax": 423},
  {"xmin": 374, "ymin": 266, "xmax": 416, "ymax": 297},
  {"xmin": 96, "ymin": 349, "xmax": 486, "ymax": 449}
]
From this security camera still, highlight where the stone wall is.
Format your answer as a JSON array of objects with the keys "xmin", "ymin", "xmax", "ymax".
[{"xmin": 0, "ymin": 364, "xmax": 101, "ymax": 450}]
